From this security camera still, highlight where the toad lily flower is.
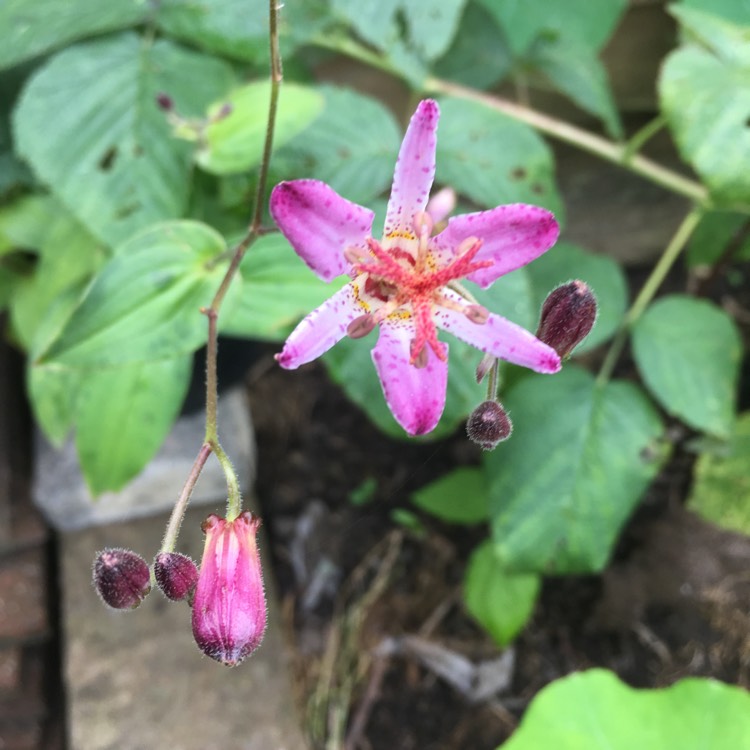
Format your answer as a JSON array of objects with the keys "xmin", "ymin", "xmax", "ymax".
[{"xmin": 270, "ymin": 99, "xmax": 561, "ymax": 436}]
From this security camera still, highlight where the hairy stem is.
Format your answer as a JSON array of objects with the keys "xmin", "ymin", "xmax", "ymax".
[
  {"xmin": 596, "ymin": 206, "xmax": 705, "ymax": 386},
  {"xmin": 161, "ymin": 442, "xmax": 212, "ymax": 553}
]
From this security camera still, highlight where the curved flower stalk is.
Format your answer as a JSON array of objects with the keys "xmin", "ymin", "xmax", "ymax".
[{"xmin": 271, "ymin": 99, "xmax": 561, "ymax": 435}]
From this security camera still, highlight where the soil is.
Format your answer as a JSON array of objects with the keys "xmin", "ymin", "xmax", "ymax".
[{"xmin": 246, "ymin": 324, "xmax": 750, "ymax": 750}]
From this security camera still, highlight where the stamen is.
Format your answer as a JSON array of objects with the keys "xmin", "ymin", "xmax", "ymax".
[
  {"xmin": 412, "ymin": 211, "xmax": 434, "ymax": 271},
  {"xmin": 344, "ymin": 245, "xmax": 366, "ymax": 265},
  {"xmin": 411, "ymin": 340, "xmax": 428, "ymax": 369},
  {"xmin": 465, "ymin": 304, "xmax": 490, "ymax": 324},
  {"xmin": 346, "ymin": 314, "xmax": 376, "ymax": 339}
]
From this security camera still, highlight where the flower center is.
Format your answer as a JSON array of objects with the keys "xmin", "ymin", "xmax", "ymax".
[{"xmin": 348, "ymin": 214, "xmax": 493, "ymax": 366}]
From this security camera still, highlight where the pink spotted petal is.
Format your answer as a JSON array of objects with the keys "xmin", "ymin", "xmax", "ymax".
[
  {"xmin": 435, "ymin": 292, "xmax": 561, "ymax": 374},
  {"xmin": 270, "ymin": 180, "xmax": 374, "ymax": 282},
  {"xmin": 371, "ymin": 320, "xmax": 448, "ymax": 436},
  {"xmin": 276, "ymin": 283, "xmax": 365, "ymax": 369},
  {"xmin": 383, "ymin": 100, "xmax": 439, "ymax": 240},
  {"xmin": 433, "ymin": 204, "xmax": 559, "ymax": 288}
]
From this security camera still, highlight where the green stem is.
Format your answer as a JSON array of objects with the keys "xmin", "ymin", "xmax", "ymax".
[
  {"xmin": 161, "ymin": 442, "xmax": 212, "ymax": 553},
  {"xmin": 596, "ymin": 206, "xmax": 705, "ymax": 386},
  {"xmin": 422, "ymin": 78, "xmax": 709, "ymax": 205},
  {"xmin": 622, "ymin": 114, "xmax": 667, "ymax": 163},
  {"xmin": 173, "ymin": 0, "xmax": 282, "ymax": 526}
]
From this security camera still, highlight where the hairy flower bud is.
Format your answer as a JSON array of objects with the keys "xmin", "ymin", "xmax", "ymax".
[
  {"xmin": 93, "ymin": 548, "xmax": 151, "ymax": 610},
  {"xmin": 155, "ymin": 92, "xmax": 174, "ymax": 112},
  {"xmin": 154, "ymin": 552, "xmax": 199, "ymax": 602},
  {"xmin": 191, "ymin": 512, "xmax": 267, "ymax": 666},
  {"xmin": 466, "ymin": 400, "xmax": 512, "ymax": 450},
  {"xmin": 536, "ymin": 280, "xmax": 597, "ymax": 358}
]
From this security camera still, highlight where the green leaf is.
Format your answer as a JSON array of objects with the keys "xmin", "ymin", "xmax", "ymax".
[
  {"xmin": 531, "ymin": 39, "xmax": 622, "ymax": 139},
  {"xmin": 436, "ymin": 97, "xmax": 563, "ymax": 218},
  {"xmin": 688, "ymin": 412, "xmax": 750, "ymax": 535},
  {"xmin": 222, "ymin": 233, "xmax": 337, "ymax": 341},
  {"xmin": 659, "ymin": 8, "xmax": 750, "ymax": 208},
  {"xmin": 41, "ymin": 221, "xmax": 235, "ymax": 367},
  {"xmin": 464, "ymin": 540, "xmax": 540, "ymax": 648},
  {"xmin": 400, "ymin": 0, "xmax": 467, "ymax": 61},
  {"xmin": 75, "ymin": 355, "xmax": 191, "ymax": 495},
  {"xmin": 486, "ymin": 367, "xmax": 666, "ymax": 574},
  {"xmin": 156, "ymin": 0, "xmax": 268, "ymax": 64},
  {"xmin": 0, "ymin": 0, "xmax": 145, "ymax": 70},
  {"xmin": 196, "ymin": 81, "xmax": 324, "ymax": 176},
  {"xmin": 477, "ymin": 0, "xmax": 627, "ymax": 56},
  {"xmin": 279, "ymin": 86, "xmax": 401, "ymax": 206},
  {"xmin": 8, "ymin": 198, "xmax": 104, "ymax": 350},
  {"xmin": 525, "ymin": 242, "xmax": 628, "ymax": 353},
  {"xmin": 502, "ymin": 668, "xmax": 750, "ymax": 750},
  {"xmin": 632, "ymin": 295, "xmax": 741, "ymax": 438},
  {"xmin": 412, "ymin": 467, "xmax": 488, "ymax": 524},
  {"xmin": 686, "ymin": 212, "xmax": 750, "ymax": 267},
  {"xmin": 676, "ymin": 0, "xmax": 750, "ymax": 26},
  {"xmin": 329, "ymin": 0, "xmax": 401, "ymax": 49},
  {"xmin": 13, "ymin": 33, "xmax": 236, "ymax": 247},
  {"xmin": 433, "ymin": 2, "xmax": 512, "ymax": 89},
  {"xmin": 28, "ymin": 364, "xmax": 80, "ymax": 446}
]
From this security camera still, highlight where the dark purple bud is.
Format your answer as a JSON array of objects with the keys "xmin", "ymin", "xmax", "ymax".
[
  {"xmin": 466, "ymin": 400, "xmax": 512, "ymax": 450},
  {"xmin": 215, "ymin": 102, "xmax": 233, "ymax": 120},
  {"xmin": 93, "ymin": 548, "xmax": 151, "ymax": 610},
  {"xmin": 536, "ymin": 281, "xmax": 597, "ymax": 358},
  {"xmin": 155, "ymin": 92, "xmax": 174, "ymax": 111},
  {"xmin": 154, "ymin": 552, "xmax": 199, "ymax": 602}
]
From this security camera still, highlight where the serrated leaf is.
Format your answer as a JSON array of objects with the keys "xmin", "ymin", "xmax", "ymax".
[
  {"xmin": 13, "ymin": 33, "xmax": 236, "ymax": 247},
  {"xmin": 436, "ymin": 97, "xmax": 563, "ymax": 218},
  {"xmin": 477, "ymin": 0, "xmax": 627, "ymax": 56},
  {"xmin": 502, "ymin": 669, "xmax": 750, "ymax": 750},
  {"xmin": 486, "ymin": 367, "xmax": 666, "ymax": 574},
  {"xmin": 531, "ymin": 39, "xmax": 622, "ymax": 139},
  {"xmin": 279, "ymin": 86, "xmax": 401, "ymax": 206},
  {"xmin": 196, "ymin": 82, "xmax": 324, "ymax": 175},
  {"xmin": 433, "ymin": 2, "xmax": 513, "ymax": 89},
  {"xmin": 464, "ymin": 540, "xmax": 540, "ymax": 647},
  {"xmin": 28, "ymin": 364, "xmax": 80, "ymax": 446},
  {"xmin": 412, "ymin": 467, "xmax": 488, "ymax": 524},
  {"xmin": 400, "ymin": 0, "xmax": 467, "ymax": 61},
  {"xmin": 525, "ymin": 242, "xmax": 628, "ymax": 353},
  {"xmin": 222, "ymin": 233, "xmax": 338, "ymax": 340},
  {"xmin": 8, "ymin": 198, "xmax": 104, "ymax": 350},
  {"xmin": 659, "ymin": 9, "xmax": 750, "ymax": 208},
  {"xmin": 632, "ymin": 295, "xmax": 741, "ymax": 438},
  {"xmin": 686, "ymin": 212, "xmax": 750, "ymax": 267},
  {"xmin": 75, "ymin": 355, "xmax": 191, "ymax": 495},
  {"xmin": 688, "ymin": 412, "xmax": 750, "ymax": 535},
  {"xmin": 41, "ymin": 221, "xmax": 236, "ymax": 367},
  {"xmin": 0, "ymin": 0, "xmax": 145, "ymax": 70},
  {"xmin": 156, "ymin": 0, "xmax": 268, "ymax": 64}
]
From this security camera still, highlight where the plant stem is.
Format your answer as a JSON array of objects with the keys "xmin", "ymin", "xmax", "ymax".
[
  {"xmin": 169, "ymin": 0, "xmax": 282, "ymax": 532},
  {"xmin": 161, "ymin": 442, "xmax": 212, "ymax": 553},
  {"xmin": 596, "ymin": 206, "xmax": 705, "ymax": 386},
  {"xmin": 622, "ymin": 114, "xmax": 666, "ymax": 162},
  {"xmin": 423, "ymin": 78, "xmax": 709, "ymax": 205}
]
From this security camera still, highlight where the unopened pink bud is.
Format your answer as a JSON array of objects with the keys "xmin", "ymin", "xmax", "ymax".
[
  {"xmin": 154, "ymin": 552, "xmax": 199, "ymax": 602},
  {"xmin": 426, "ymin": 187, "xmax": 456, "ymax": 224},
  {"xmin": 466, "ymin": 400, "xmax": 512, "ymax": 450},
  {"xmin": 93, "ymin": 548, "xmax": 151, "ymax": 610},
  {"xmin": 536, "ymin": 281, "xmax": 597, "ymax": 358},
  {"xmin": 191, "ymin": 512, "xmax": 267, "ymax": 666}
]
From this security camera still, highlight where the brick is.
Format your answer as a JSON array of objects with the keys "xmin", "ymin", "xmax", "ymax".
[
  {"xmin": 0, "ymin": 649, "xmax": 20, "ymax": 693},
  {"xmin": 0, "ymin": 550, "xmax": 47, "ymax": 642}
]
